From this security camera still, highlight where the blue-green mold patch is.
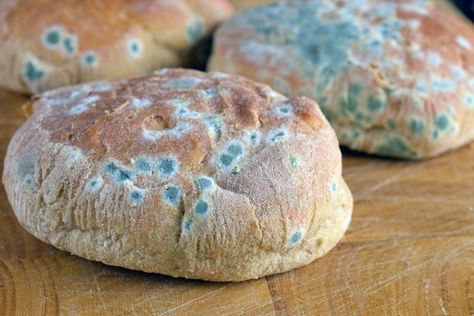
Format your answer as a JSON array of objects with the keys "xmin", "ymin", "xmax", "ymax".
[
  {"xmin": 134, "ymin": 157, "xmax": 153, "ymax": 174},
  {"xmin": 82, "ymin": 51, "xmax": 98, "ymax": 66},
  {"xmin": 63, "ymin": 36, "xmax": 77, "ymax": 54},
  {"xmin": 42, "ymin": 26, "xmax": 62, "ymax": 47},
  {"xmin": 24, "ymin": 61, "xmax": 44, "ymax": 82},
  {"xmin": 375, "ymin": 136, "xmax": 417, "ymax": 158},
  {"xmin": 181, "ymin": 218, "xmax": 193, "ymax": 233},
  {"xmin": 196, "ymin": 176, "xmax": 214, "ymax": 192},
  {"xmin": 195, "ymin": 199, "xmax": 209, "ymax": 216},
  {"xmin": 129, "ymin": 187, "xmax": 145, "ymax": 205},
  {"xmin": 127, "ymin": 38, "xmax": 142, "ymax": 58},
  {"xmin": 267, "ymin": 128, "xmax": 289, "ymax": 143},
  {"xmin": 367, "ymin": 95, "xmax": 385, "ymax": 112},
  {"xmin": 157, "ymin": 157, "xmax": 179, "ymax": 178},
  {"xmin": 163, "ymin": 185, "xmax": 181, "ymax": 206},
  {"xmin": 131, "ymin": 97, "xmax": 151, "ymax": 108},
  {"xmin": 187, "ymin": 19, "xmax": 204, "ymax": 44},
  {"xmin": 409, "ymin": 118, "xmax": 424, "ymax": 135},
  {"xmin": 87, "ymin": 177, "xmax": 103, "ymax": 191},
  {"xmin": 288, "ymin": 229, "xmax": 304, "ymax": 245},
  {"xmin": 436, "ymin": 114, "xmax": 450, "ymax": 130},
  {"xmin": 274, "ymin": 104, "xmax": 293, "ymax": 117}
]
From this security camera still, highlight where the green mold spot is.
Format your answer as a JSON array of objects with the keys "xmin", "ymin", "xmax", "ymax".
[
  {"xmin": 227, "ymin": 143, "xmax": 243, "ymax": 157},
  {"xmin": 289, "ymin": 230, "xmax": 303, "ymax": 244},
  {"xmin": 204, "ymin": 114, "xmax": 223, "ymax": 140},
  {"xmin": 317, "ymin": 96, "xmax": 328, "ymax": 109},
  {"xmin": 340, "ymin": 132, "xmax": 351, "ymax": 144},
  {"xmin": 409, "ymin": 118, "xmax": 424, "ymax": 135},
  {"xmin": 63, "ymin": 37, "xmax": 75, "ymax": 54},
  {"xmin": 219, "ymin": 154, "xmax": 233, "ymax": 167},
  {"xmin": 376, "ymin": 137, "xmax": 417, "ymax": 158},
  {"xmin": 367, "ymin": 95, "xmax": 385, "ymax": 112},
  {"xmin": 83, "ymin": 51, "xmax": 97, "ymax": 65},
  {"xmin": 164, "ymin": 186, "xmax": 181, "ymax": 206},
  {"xmin": 117, "ymin": 169, "xmax": 133, "ymax": 182},
  {"xmin": 135, "ymin": 157, "xmax": 152, "ymax": 174},
  {"xmin": 45, "ymin": 30, "xmax": 60, "ymax": 45},
  {"xmin": 127, "ymin": 39, "xmax": 142, "ymax": 58},
  {"xmin": 102, "ymin": 162, "xmax": 119, "ymax": 174},
  {"xmin": 195, "ymin": 199, "xmax": 209, "ymax": 216},
  {"xmin": 196, "ymin": 177, "xmax": 213, "ymax": 191},
  {"xmin": 182, "ymin": 218, "xmax": 193, "ymax": 231},
  {"xmin": 324, "ymin": 109, "xmax": 336, "ymax": 123},
  {"xmin": 171, "ymin": 78, "xmax": 199, "ymax": 89},
  {"xmin": 129, "ymin": 188, "xmax": 145, "ymax": 205},
  {"xmin": 187, "ymin": 19, "xmax": 204, "ymax": 44},
  {"xmin": 269, "ymin": 130, "xmax": 288, "ymax": 143},
  {"xmin": 18, "ymin": 159, "xmax": 34, "ymax": 178},
  {"xmin": 331, "ymin": 181, "xmax": 337, "ymax": 193},
  {"xmin": 383, "ymin": 86, "xmax": 396, "ymax": 95},
  {"xmin": 339, "ymin": 83, "xmax": 360, "ymax": 116},
  {"xmin": 289, "ymin": 154, "xmax": 299, "ymax": 167},
  {"xmin": 158, "ymin": 157, "xmax": 179, "ymax": 178},
  {"xmin": 25, "ymin": 61, "xmax": 44, "ymax": 82},
  {"xmin": 436, "ymin": 114, "xmax": 449, "ymax": 130},
  {"xmin": 23, "ymin": 175, "xmax": 34, "ymax": 188},
  {"xmin": 387, "ymin": 119, "xmax": 397, "ymax": 130},
  {"xmin": 349, "ymin": 84, "xmax": 361, "ymax": 94},
  {"xmin": 352, "ymin": 131, "xmax": 361, "ymax": 140}
]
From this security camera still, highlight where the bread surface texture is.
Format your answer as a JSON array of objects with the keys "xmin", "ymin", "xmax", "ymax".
[
  {"xmin": 2, "ymin": 69, "xmax": 352, "ymax": 281},
  {"xmin": 0, "ymin": 0, "xmax": 233, "ymax": 94},
  {"xmin": 209, "ymin": 0, "xmax": 474, "ymax": 159},
  {"xmin": 229, "ymin": 0, "xmax": 275, "ymax": 11}
]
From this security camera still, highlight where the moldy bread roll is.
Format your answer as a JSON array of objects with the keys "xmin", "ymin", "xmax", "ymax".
[
  {"xmin": 2, "ymin": 69, "xmax": 352, "ymax": 281},
  {"xmin": 209, "ymin": 0, "xmax": 474, "ymax": 159},
  {"xmin": 0, "ymin": 0, "xmax": 233, "ymax": 94}
]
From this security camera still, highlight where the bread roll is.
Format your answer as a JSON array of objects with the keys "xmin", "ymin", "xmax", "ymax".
[
  {"xmin": 3, "ymin": 68, "xmax": 352, "ymax": 281},
  {"xmin": 0, "ymin": 0, "xmax": 233, "ymax": 94},
  {"xmin": 209, "ymin": 0, "xmax": 474, "ymax": 159}
]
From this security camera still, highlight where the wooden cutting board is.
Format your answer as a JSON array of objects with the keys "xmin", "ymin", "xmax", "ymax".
[{"xmin": 0, "ymin": 87, "xmax": 473, "ymax": 315}]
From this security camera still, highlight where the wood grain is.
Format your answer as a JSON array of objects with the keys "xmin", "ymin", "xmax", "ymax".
[{"xmin": 0, "ymin": 86, "xmax": 473, "ymax": 315}]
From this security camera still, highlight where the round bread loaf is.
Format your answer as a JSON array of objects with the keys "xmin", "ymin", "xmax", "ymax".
[
  {"xmin": 2, "ymin": 69, "xmax": 353, "ymax": 281},
  {"xmin": 0, "ymin": 0, "xmax": 233, "ymax": 94},
  {"xmin": 209, "ymin": 0, "xmax": 474, "ymax": 159}
]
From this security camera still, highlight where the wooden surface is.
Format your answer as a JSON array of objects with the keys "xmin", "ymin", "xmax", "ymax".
[{"xmin": 0, "ymin": 88, "xmax": 473, "ymax": 316}]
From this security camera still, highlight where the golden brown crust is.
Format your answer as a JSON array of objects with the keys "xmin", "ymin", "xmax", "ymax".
[
  {"xmin": 2, "ymin": 69, "xmax": 352, "ymax": 281},
  {"xmin": 0, "ymin": 0, "xmax": 233, "ymax": 94}
]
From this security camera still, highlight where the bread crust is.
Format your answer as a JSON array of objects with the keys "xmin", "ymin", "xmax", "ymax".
[
  {"xmin": 209, "ymin": 0, "xmax": 474, "ymax": 159},
  {"xmin": 228, "ymin": 0, "xmax": 275, "ymax": 11},
  {"xmin": 2, "ymin": 69, "xmax": 352, "ymax": 281},
  {"xmin": 0, "ymin": 0, "xmax": 233, "ymax": 94}
]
